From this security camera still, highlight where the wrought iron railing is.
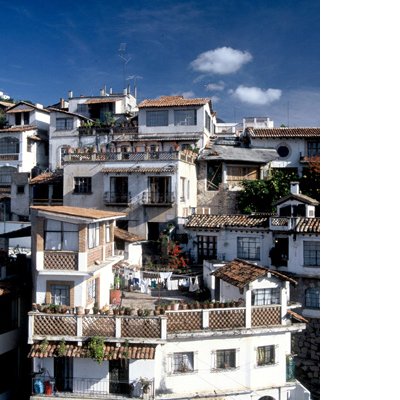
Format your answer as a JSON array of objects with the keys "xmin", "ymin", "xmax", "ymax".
[
  {"xmin": 142, "ymin": 192, "xmax": 175, "ymax": 205},
  {"xmin": 32, "ymin": 376, "xmax": 154, "ymax": 399},
  {"xmin": 103, "ymin": 191, "xmax": 132, "ymax": 204}
]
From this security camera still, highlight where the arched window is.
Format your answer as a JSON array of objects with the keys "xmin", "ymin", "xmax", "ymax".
[
  {"xmin": 259, "ymin": 396, "xmax": 276, "ymax": 400},
  {"xmin": 0, "ymin": 137, "xmax": 19, "ymax": 154},
  {"xmin": 305, "ymin": 287, "xmax": 320, "ymax": 309}
]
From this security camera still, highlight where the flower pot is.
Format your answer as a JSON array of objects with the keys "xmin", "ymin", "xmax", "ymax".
[
  {"xmin": 75, "ymin": 306, "xmax": 84, "ymax": 315},
  {"xmin": 85, "ymin": 308, "xmax": 90, "ymax": 315},
  {"xmin": 172, "ymin": 303, "xmax": 179, "ymax": 311}
]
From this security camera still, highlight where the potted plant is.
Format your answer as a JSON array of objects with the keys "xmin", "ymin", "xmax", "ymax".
[
  {"xmin": 171, "ymin": 301, "xmax": 179, "ymax": 311},
  {"xmin": 88, "ymin": 336, "xmax": 105, "ymax": 364},
  {"xmin": 57, "ymin": 338, "xmax": 67, "ymax": 357}
]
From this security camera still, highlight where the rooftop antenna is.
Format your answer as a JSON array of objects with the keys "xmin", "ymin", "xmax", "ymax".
[
  {"xmin": 127, "ymin": 75, "xmax": 143, "ymax": 99},
  {"xmin": 287, "ymin": 101, "xmax": 290, "ymax": 127},
  {"xmin": 118, "ymin": 43, "xmax": 131, "ymax": 91}
]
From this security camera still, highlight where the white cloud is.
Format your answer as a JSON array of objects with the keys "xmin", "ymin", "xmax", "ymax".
[
  {"xmin": 210, "ymin": 95, "xmax": 220, "ymax": 103},
  {"xmin": 205, "ymin": 81, "xmax": 225, "ymax": 91},
  {"xmin": 190, "ymin": 47, "xmax": 252, "ymax": 75},
  {"xmin": 230, "ymin": 85, "xmax": 282, "ymax": 105}
]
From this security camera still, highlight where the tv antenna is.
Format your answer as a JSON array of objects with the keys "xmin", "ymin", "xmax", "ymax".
[
  {"xmin": 126, "ymin": 75, "xmax": 143, "ymax": 99},
  {"xmin": 118, "ymin": 43, "xmax": 132, "ymax": 90}
]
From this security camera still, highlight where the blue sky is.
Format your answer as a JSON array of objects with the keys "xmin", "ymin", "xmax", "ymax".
[{"xmin": 0, "ymin": 0, "xmax": 319, "ymax": 126}]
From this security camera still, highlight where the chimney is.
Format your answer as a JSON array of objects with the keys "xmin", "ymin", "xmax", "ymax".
[
  {"xmin": 68, "ymin": 90, "xmax": 73, "ymax": 99},
  {"xmin": 109, "ymin": 87, "xmax": 113, "ymax": 95},
  {"xmin": 60, "ymin": 98, "xmax": 65, "ymax": 109},
  {"xmin": 123, "ymin": 88, "xmax": 128, "ymax": 95},
  {"xmin": 100, "ymin": 88, "xmax": 105, "ymax": 96},
  {"xmin": 290, "ymin": 182, "xmax": 300, "ymax": 195},
  {"xmin": 127, "ymin": 84, "xmax": 131, "ymax": 95}
]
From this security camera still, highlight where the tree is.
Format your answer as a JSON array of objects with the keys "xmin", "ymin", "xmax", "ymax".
[{"xmin": 238, "ymin": 169, "xmax": 299, "ymax": 213}]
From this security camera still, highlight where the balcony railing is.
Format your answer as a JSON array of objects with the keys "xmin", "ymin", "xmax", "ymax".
[
  {"xmin": 0, "ymin": 153, "xmax": 18, "ymax": 161},
  {"xmin": 31, "ymin": 198, "xmax": 63, "ymax": 206},
  {"xmin": 32, "ymin": 376, "xmax": 154, "ymax": 399},
  {"xmin": 63, "ymin": 151, "xmax": 196, "ymax": 164},
  {"xmin": 269, "ymin": 217, "xmax": 296, "ymax": 231},
  {"xmin": 103, "ymin": 191, "xmax": 132, "ymax": 205},
  {"xmin": 28, "ymin": 305, "xmax": 287, "ymax": 342},
  {"xmin": 142, "ymin": 192, "xmax": 175, "ymax": 206}
]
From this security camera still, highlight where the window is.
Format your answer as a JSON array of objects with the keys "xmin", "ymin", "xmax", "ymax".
[
  {"xmin": 0, "ymin": 137, "xmax": 19, "ymax": 154},
  {"xmin": 215, "ymin": 349, "xmax": 236, "ymax": 369},
  {"xmin": 305, "ymin": 287, "xmax": 320, "ymax": 309},
  {"xmin": 277, "ymin": 145, "xmax": 290, "ymax": 158},
  {"xmin": 77, "ymin": 104, "xmax": 88, "ymax": 115},
  {"xmin": 56, "ymin": 118, "xmax": 73, "ymax": 130},
  {"xmin": 146, "ymin": 110, "xmax": 168, "ymax": 126},
  {"xmin": 87, "ymin": 278, "xmax": 96, "ymax": 303},
  {"xmin": 205, "ymin": 112, "xmax": 211, "ymax": 132},
  {"xmin": 237, "ymin": 237, "xmax": 261, "ymax": 260},
  {"xmin": 180, "ymin": 177, "xmax": 186, "ymax": 201},
  {"xmin": 227, "ymin": 166, "xmax": 258, "ymax": 183},
  {"xmin": 15, "ymin": 111, "xmax": 29, "ymax": 125},
  {"xmin": 173, "ymin": 352, "xmax": 194, "ymax": 373},
  {"xmin": 303, "ymin": 241, "xmax": 320, "ymax": 266},
  {"xmin": 74, "ymin": 177, "xmax": 92, "ymax": 194},
  {"xmin": 50, "ymin": 284, "xmax": 70, "ymax": 305},
  {"xmin": 0, "ymin": 166, "xmax": 15, "ymax": 185},
  {"xmin": 252, "ymin": 288, "xmax": 280, "ymax": 306},
  {"xmin": 257, "ymin": 345, "xmax": 275, "ymax": 366},
  {"xmin": 88, "ymin": 223, "xmax": 100, "ymax": 249},
  {"xmin": 16, "ymin": 185, "xmax": 25, "ymax": 194},
  {"xmin": 174, "ymin": 109, "xmax": 196, "ymax": 126},
  {"xmin": 307, "ymin": 141, "xmax": 320, "ymax": 157},
  {"xmin": 197, "ymin": 235, "xmax": 217, "ymax": 262},
  {"xmin": 45, "ymin": 220, "xmax": 79, "ymax": 251}
]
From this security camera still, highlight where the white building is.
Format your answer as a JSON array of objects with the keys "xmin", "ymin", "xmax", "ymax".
[{"xmin": 241, "ymin": 127, "xmax": 320, "ymax": 175}]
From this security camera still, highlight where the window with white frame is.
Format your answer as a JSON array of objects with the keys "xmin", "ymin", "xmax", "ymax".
[
  {"xmin": 180, "ymin": 177, "xmax": 185, "ymax": 201},
  {"xmin": 237, "ymin": 237, "xmax": 261, "ymax": 260},
  {"xmin": 174, "ymin": 109, "xmax": 196, "ymax": 126},
  {"xmin": 172, "ymin": 352, "xmax": 194, "ymax": 373},
  {"xmin": 252, "ymin": 288, "xmax": 280, "ymax": 306},
  {"xmin": 56, "ymin": 118, "xmax": 73, "ymax": 130},
  {"xmin": 0, "ymin": 137, "xmax": 19, "ymax": 154},
  {"xmin": 303, "ymin": 241, "xmax": 320, "ymax": 266},
  {"xmin": 146, "ymin": 110, "xmax": 168, "ymax": 126},
  {"xmin": 87, "ymin": 279, "xmax": 96, "ymax": 303},
  {"xmin": 88, "ymin": 223, "xmax": 100, "ymax": 249},
  {"xmin": 305, "ymin": 287, "xmax": 320, "ymax": 309},
  {"xmin": 257, "ymin": 345, "xmax": 276, "ymax": 366},
  {"xmin": 74, "ymin": 177, "xmax": 92, "ymax": 194},
  {"xmin": 215, "ymin": 349, "xmax": 237, "ymax": 370},
  {"xmin": 45, "ymin": 220, "xmax": 79, "ymax": 251}
]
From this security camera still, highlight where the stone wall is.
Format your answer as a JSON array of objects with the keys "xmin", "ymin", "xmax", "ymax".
[{"xmin": 290, "ymin": 276, "xmax": 320, "ymax": 400}]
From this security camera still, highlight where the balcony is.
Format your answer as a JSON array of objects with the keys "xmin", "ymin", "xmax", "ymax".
[
  {"xmin": 103, "ymin": 192, "xmax": 132, "ymax": 205},
  {"xmin": 31, "ymin": 376, "xmax": 154, "ymax": 399},
  {"xmin": 27, "ymin": 304, "xmax": 301, "ymax": 343},
  {"xmin": 31, "ymin": 198, "xmax": 63, "ymax": 206},
  {"xmin": 142, "ymin": 192, "xmax": 175, "ymax": 206},
  {"xmin": 63, "ymin": 151, "xmax": 196, "ymax": 164},
  {"xmin": 269, "ymin": 217, "xmax": 296, "ymax": 231}
]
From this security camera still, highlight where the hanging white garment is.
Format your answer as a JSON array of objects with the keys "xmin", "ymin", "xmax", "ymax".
[{"xmin": 189, "ymin": 276, "xmax": 200, "ymax": 292}]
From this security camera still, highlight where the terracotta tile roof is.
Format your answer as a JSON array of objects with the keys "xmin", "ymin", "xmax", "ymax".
[
  {"xmin": 294, "ymin": 217, "xmax": 320, "ymax": 233},
  {"xmin": 211, "ymin": 258, "xmax": 297, "ymax": 288},
  {"xmin": 273, "ymin": 193, "xmax": 319, "ymax": 206},
  {"xmin": 138, "ymin": 95, "xmax": 211, "ymax": 108},
  {"xmin": 0, "ymin": 101, "xmax": 14, "ymax": 109},
  {"xmin": 114, "ymin": 227, "xmax": 146, "ymax": 243},
  {"xmin": 287, "ymin": 310, "xmax": 308, "ymax": 323},
  {"xmin": 30, "ymin": 205, "xmax": 126, "ymax": 220},
  {"xmin": 247, "ymin": 127, "xmax": 320, "ymax": 138},
  {"xmin": 85, "ymin": 97, "xmax": 124, "ymax": 104},
  {"xmin": 29, "ymin": 171, "xmax": 63, "ymax": 185},
  {"xmin": 0, "ymin": 124, "xmax": 37, "ymax": 132},
  {"xmin": 101, "ymin": 166, "xmax": 176, "ymax": 174},
  {"xmin": 28, "ymin": 341, "xmax": 156, "ymax": 359},
  {"xmin": 185, "ymin": 214, "xmax": 271, "ymax": 229}
]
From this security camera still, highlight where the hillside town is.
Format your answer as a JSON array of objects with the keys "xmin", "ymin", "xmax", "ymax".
[{"xmin": 0, "ymin": 87, "xmax": 320, "ymax": 400}]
